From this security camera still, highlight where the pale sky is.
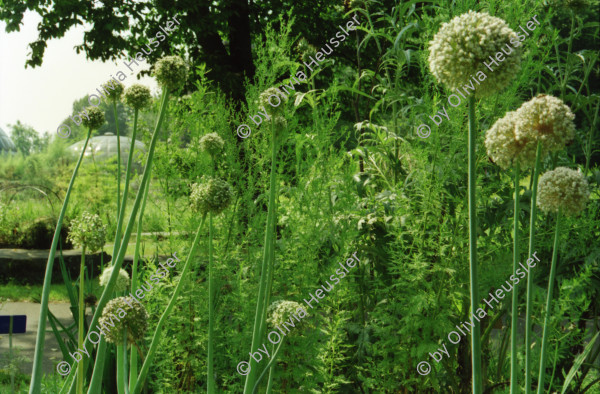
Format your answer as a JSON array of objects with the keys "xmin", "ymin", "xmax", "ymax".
[{"xmin": 0, "ymin": 10, "xmax": 159, "ymax": 138}]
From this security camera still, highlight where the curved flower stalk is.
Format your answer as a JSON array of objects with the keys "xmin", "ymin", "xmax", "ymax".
[
  {"xmin": 116, "ymin": 83, "xmax": 153, "ymax": 392},
  {"xmin": 536, "ymin": 168, "xmax": 589, "ymax": 393},
  {"xmin": 63, "ymin": 56, "xmax": 185, "ymax": 394},
  {"xmin": 197, "ymin": 134, "xmax": 229, "ymax": 393},
  {"xmin": 243, "ymin": 118, "xmax": 286, "ymax": 393},
  {"xmin": 429, "ymin": 11, "xmax": 521, "ymax": 393},
  {"xmin": 29, "ymin": 110, "xmax": 104, "ymax": 393},
  {"xmin": 105, "ymin": 80, "xmax": 125, "ymax": 237},
  {"xmin": 191, "ymin": 175, "xmax": 233, "ymax": 393}
]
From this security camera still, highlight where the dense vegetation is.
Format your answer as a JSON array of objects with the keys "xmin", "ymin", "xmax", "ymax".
[{"xmin": 1, "ymin": 0, "xmax": 599, "ymax": 392}]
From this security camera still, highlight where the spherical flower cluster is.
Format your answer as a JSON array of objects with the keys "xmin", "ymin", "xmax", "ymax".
[
  {"xmin": 537, "ymin": 167, "xmax": 590, "ymax": 216},
  {"xmin": 124, "ymin": 84, "xmax": 152, "ymax": 110},
  {"xmin": 297, "ymin": 38, "xmax": 317, "ymax": 62},
  {"xmin": 68, "ymin": 211, "xmax": 107, "ymax": 253},
  {"xmin": 259, "ymin": 87, "xmax": 287, "ymax": 115},
  {"xmin": 485, "ymin": 111, "xmax": 537, "ymax": 169},
  {"xmin": 82, "ymin": 107, "xmax": 105, "ymax": 131},
  {"xmin": 104, "ymin": 80, "xmax": 124, "ymax": 101},
  {"xmin": 190, "ymin": 177, "xmax": 233, "ymax": 215},
  {"xmin": 199, "ymin": 133, "xmax": 225, "ymax": 157},
  {"xmin": 99, "ymin": 297, "xmax": 148, "ymax": 344},
  {"xmin": 267, "ymin": 300, "xmax": 307, "ymax": 327},
  {"xmin": 514, "ymin": 94, "xmax": 575, "ymax": 153},
  {"xmin": 428, "ymin": 11, "xmax": 521, "ymax": 97},
  {"xmin": 485, "ymin": 95, "xmax": 576, "ymax": 169},
  {"xmin": 154, "ymin": 55, "xmax": 188, "ymax": 91},
  {"xmin": 99, "ymin": 265, "xmax": 130, "ymax": 293}
]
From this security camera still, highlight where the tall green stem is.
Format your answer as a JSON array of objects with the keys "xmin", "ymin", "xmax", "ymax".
[
  {"xmin": 207, "ymin": 212, "xmax": 215, "ymax": 393},
  {"xmin": 132, "ymin": 214, "xmax": 207, "ymax": 394},
  {"xmin": 113, "ymin": 101, "xmax": 122, "ymax": 235},
  {"xmin": 525, "ymin": 141, "xmax": 543, "ymax": 392},
  {"xmin": 537, "ymin": 209, "xmax": 562, "ymax": 393},
  {"xmin": 30, "ymin": 128, "xmax": 92, "ymax": 394},
  {"xmin": 129, "ymin": 142, "xmax": 147, "ymax": 393},
  {"xmin": 510, "ymin": 163, "xmax": 520, "ymax": 393},
  {"xmin": 66, "ymin": 89, "xmax": 170, "ymax": 394},
  {"xmin": 467, "ymin": 96, "xmax": 482, "ymax": 394},
  {"xmin": 77, "ymin": 246, "xmax": 87, "ymax": 394},
  {"xmin": 244, "ymin": 123, "xmax": 279, "ymax": 393},
  {"xmin": 114, "ymin": 109, "xmax": 139, "ymax": 258}
]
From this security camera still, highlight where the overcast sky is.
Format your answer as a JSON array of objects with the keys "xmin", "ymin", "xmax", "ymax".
[{"xmin": 0, "ymin": 10, "xmax": 159, "ymax": 138}]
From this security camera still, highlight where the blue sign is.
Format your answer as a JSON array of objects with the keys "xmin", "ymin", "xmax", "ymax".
[{"xmin": 0, "ymin": 315, "xmax": 26, "ymax": 334}]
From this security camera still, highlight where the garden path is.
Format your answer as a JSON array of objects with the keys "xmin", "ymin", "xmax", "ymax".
[{"xmin": 0, "ymin": 302, "xmax": 75, "ymax": 375}]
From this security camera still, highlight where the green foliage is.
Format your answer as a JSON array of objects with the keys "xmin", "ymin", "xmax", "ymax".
[
  {"xmin": 8, "ymin": 121, "xmax": 46, "ymax": 156},
  {"xmin": 2, "ymin": 0, "xmax": 599, "ymax": 392}
]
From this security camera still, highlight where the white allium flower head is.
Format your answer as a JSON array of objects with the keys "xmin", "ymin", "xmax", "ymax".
[
  {"xmin": 99, "ymin": 297, "xmax": 148, "ymax": 345},
  {"xmin": 199, "ymin": 132, "xmax": 225, "ymax": 157},
  {"xmin": 514, "ymin": 94, "xmax": 575, "ymax": 153},
  {"xmin": 537, "ymin": 167, "xmax": 590, "ymax": 216},
  {"xmin": 485, "ymin": 111, "xmax": 538, "ymax": 169},
  {"xmin": 267, "ymin": 300, "xmax": 307, "ymax": 327},
  {"xmin": 99, "ymin": 265, "xmax": 130, "ymax": 292},
  {"xmin": 259, "ymin": 87, "xmax": 287, "ymax": 115},
  {"xmin": 428, "ymin": 11, "xmax": 521, "ymax": 97},
  {"xmin": 68, "ymin": 211, "xmax": 107, "ymax": 252},
  {"xmin": 189, "ymin": 176, "xmax": 234, "ymax": 215}
]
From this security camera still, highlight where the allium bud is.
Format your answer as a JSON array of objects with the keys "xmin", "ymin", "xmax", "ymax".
[
  {"xmin": 99, "ymin": 266, "xmax": 130, "ymax": 292},
  {"xmin": 537, "ymin": 167, "xmax": 590, "ymax": 216},
  {"xmin": 124, "ymin": 84, "xmax": 152, "ymax": 110},
  {"xmin": 104, "ymin": 80, "xmax": 125, "ymax": 101},
  {"xmin": 82, "ymin": 107, "xmax": 105, "ymax": 131},
  {"xmin": 154, "ymin": 55, "xmax": 188, "ymax": 91},
  {"xmin": 428, "ymin": 11, "xmax": 521, "ymax": 97},
  {"xmin": 485, "ymin": 111, "xmax": 538, "ymax": 169},
  {"xmin": 99, "ymin": 297, "xmax": 148, "ymax": 345},
  {"xmin": 199, "ymin": 133, "xmax": 225, "ymax": 157},
  {"xmin": 190, "ymin": 176, "xmax": 233, "ymax": 215},
  {"xmin": 68, "ymin": 211, "xmax": 107, "ymax": 253},
  {"xmin": 259, "ymin": 87, "xmax": 287, "ymax": 115},
  {"xmin": 514, "ymin": 95, "xmax": 575, "ymax": 153},
  {"xmin": 267, "ymin": 300, "xmax": 308, "ymax": 328}
]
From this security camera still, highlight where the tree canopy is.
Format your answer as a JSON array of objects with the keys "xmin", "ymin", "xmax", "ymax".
[{"xmin": 0, "ymin": 0, "xmax": 352, "ymax": 101}]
